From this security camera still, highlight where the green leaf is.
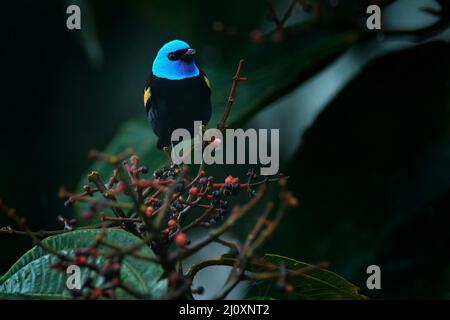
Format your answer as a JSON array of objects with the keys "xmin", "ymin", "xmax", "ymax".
[
  {"xmin": 189, "ymin": 253, "xmax": 366, "ymax": 300},
  {"xmin": 249, "ymin": 254, "xmax": 367, "ymax": 300},
  {"xmin": 0, "ymin": 229, "xmax": 167, "ymax": 300}
]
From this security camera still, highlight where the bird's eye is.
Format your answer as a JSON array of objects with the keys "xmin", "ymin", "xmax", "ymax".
[{"xmin": 168, "ymin": 53, "xmax": 177, "ymax": 61}]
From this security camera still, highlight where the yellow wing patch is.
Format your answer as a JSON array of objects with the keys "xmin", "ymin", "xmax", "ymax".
[
  {"xmin": 144, "ymin": 87, "xmax": 151, "ymax": 108},
  {"xmin": 203, "ymin": 75, "xmax": 211, "ymax": 89}
]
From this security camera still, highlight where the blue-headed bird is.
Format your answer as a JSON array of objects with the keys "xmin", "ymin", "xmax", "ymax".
[{"xmin": 144, "ymin": 40, "xmax": 212, "ymax": 149}]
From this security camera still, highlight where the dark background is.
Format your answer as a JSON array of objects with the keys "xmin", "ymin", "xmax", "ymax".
[{"xmin": 1, "ymin": 0, "xmax": 449, "ymax": 299}]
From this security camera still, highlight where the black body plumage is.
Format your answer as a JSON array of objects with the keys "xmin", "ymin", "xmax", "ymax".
[{"xmin": 144, "ymin": 71, "xmax": 212, "ymax": 149}]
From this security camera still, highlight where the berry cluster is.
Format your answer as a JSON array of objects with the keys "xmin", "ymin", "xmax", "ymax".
[{"xmin": 59, "ymin": 153, "xmax": 287, "ymax": 256}]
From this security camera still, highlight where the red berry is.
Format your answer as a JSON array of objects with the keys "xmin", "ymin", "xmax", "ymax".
[
  {"xmin": 232, "ymin": 177, "xmax": 240, "ymax": 184},
  {"xmin": 285, "ymin": 283, "xmax": 294, "ymax": 294},
  {"xmin": 116, "ymin": 182, "xmax": 126, "ymax": 193},
  {"xmin": 249, "ymin": 29, "xmax": 264, "ymax": 43},
  {"xmin": 110, "ymin": 277, "xmax": 121, "ymax": 288},
  {"xmin": 77, "ymin": 255, "xmax": 87, "ymax": 265},
  {"xmin": 189, "ymin": 187, "xmax": 199, "ymax": 196},
  {"xmin": 175, "ymin": 232, "xmax": 188, "ymax": 246},
  {"xmin": 92, "ymin": 288, "xmax": 103, "ymax": 299},
  {"xmin": 81, "ymin": 209, "xmax": 94, "ymax": 221},
  {"xmin": 145, "ymin": 206, "xmax": 154, "ymax": 217},
  {"xmin": 271, "ymin": 30, "xmax": 284, "ymax": 43},
  {"xmin": 225, "ymin": 175, "xmax": 234, "ymax": 184},
  {"xmin": 168, "ymin": 219, "xmax": 177, "ymax": 228}
]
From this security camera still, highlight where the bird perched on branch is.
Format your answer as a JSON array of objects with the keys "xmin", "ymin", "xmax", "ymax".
[{"xmin": 144, "ymin": 40, "xmax": 212, "ymax": 149}]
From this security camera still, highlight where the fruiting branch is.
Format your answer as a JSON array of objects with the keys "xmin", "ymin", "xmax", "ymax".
[{"xmin": 1, "ymin": 60, "xmax": 302, "ymax": 300}]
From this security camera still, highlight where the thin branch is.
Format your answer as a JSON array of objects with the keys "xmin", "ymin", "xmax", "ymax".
[
  {"xmin": 217, "ymin": 59, "xmax": 247, "ymax": 131},
  {"xmin": 212, "ymin": 237, "xmax": 241, "ymax": 253},
  {"xmin": 88, "ymin": 171, "xmax": 127, "ymax": 218},
  {"xmin": 186, "ymin": 255, "xmax": 237, "ymax": 279},
  {"xmin": 280, "ymin": 0, "xmax": 299, "ymax": 26},
  {"xmin": 66, "ymin": 194, "xmax": 134, "ymax": 210},
  {"xmin": 100, "ymin": 213, "xmax": 141, "ymax": 224},
  {"xmin": 98, "ymin": 239, "xmax": 160, "ymax": 264},
  {"xmin": 0, "ymin": 222, "xmax": 121, "ymax": 237},
  {"xmin": 89, "ymin": 148, "xmax": 134, "ymax": 166},
  {"xmin": 171, "ymin": 206, "xmax": 214, "ymax": 239},
  {"xmin": 0, "ymin": 201, "xmax": 74, "ymax": 262}
]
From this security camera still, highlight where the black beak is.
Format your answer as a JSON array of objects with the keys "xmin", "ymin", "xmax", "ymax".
[{"xmin": 180, "ymin": 48, "xmax": 196, "ymax": 62}]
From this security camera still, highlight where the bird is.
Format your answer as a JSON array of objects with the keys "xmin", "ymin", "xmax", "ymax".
[{"xmin": 144, "ymin": 40, "xmax": 212, "ymax": 149}]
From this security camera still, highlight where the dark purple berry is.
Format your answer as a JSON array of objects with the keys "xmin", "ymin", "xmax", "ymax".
[
  {"xmin": 211, "ymin": 199, "xmax": 220, "ymax": 207},
  {"xmin": 153, "ymin": 200, "xmax": 163, "ymax": 208},
  {"xmin": 153, "ymin": 169, "xmax": 163, "ymax": 178},
  {"xmin": 275, "ymin": 280, "xmax": 286, "ymax": 292},
  {"xmin": 232, "ymin": 183, "xmax": 240, "ymax": 195},
  {"xmin": 173, "ymin": 201, "xmax": 184, "ymax": 211},
  {"xmin": 221, "ymin": 201, "xmax": 229, "ymax": 209},
  {"xmin": 83, "ymin": 277, "xmax": 93, "ymax": 287}
]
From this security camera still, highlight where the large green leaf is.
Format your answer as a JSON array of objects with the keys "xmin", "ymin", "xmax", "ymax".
[
  {"xmin": 0, "ymin": 229, "xmax": 167, "ymax": 299},
  {"xmin": 248, "ymin": 254, "xmax": 367, "ymax": 300},
  {"xmin": 190, "ymin": 253, "xmax": 366, "ymax": 299}
]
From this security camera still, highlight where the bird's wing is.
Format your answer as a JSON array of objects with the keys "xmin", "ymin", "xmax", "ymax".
[
  {"xmin": 144, "ymin": 74, "xmax": 162, "ymax": 138},
  {"xmin": 143, "ymin": 77, "xmax": 152, "ymax": 114},
  {"xmin": 200, "ymin": 69, "xmax": 212, "ymax": 93}
]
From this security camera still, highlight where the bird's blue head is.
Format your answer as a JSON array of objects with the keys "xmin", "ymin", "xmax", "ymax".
[{"xmin": 152, "ymin": 40, "xmax": 200, "ymax": 80}]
